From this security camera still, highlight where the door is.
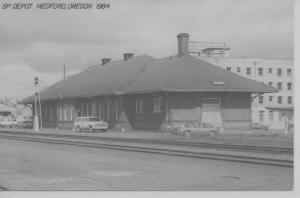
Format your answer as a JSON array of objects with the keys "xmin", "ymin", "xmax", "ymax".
[{"xmin": 201, "ymin": 98, "xmax": 222, "ymax": 127}]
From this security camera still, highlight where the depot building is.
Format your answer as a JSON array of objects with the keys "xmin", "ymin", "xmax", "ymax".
[{"xmin": 21, "ymin": 33, "xmax": 277, "ymax": 131}]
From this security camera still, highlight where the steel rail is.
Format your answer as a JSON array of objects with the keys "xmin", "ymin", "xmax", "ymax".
[
  {"xmin": 0, "ymin": 130, "xmax": 293, "ymax": 154},
  {"xmin": 0, "ymin": 134, "xmax": 293, "ymax": 168}
]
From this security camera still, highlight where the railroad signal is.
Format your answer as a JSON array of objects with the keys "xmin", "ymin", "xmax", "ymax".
[
  {"xmin": 34, "ymin": 77, "xmax": 39, "ymax": 85},
  {"xmin": 34, "ymin": 77, "xmax": 40, "ymax": 131}
]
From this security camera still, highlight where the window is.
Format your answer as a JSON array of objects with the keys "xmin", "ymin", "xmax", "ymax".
[
  {"xmin": 287, "ymin": 68, "xmax": 292, "ymax": 76},
  {"xmin": 236, "ymin": 67, "xmax": 241, "ymax": 73},
  {"xmin": 106, "ymin": 101, "xmax": 110, "ymax": 120},
  {"xmin": 226, "ymin": 67, "xmax": 231, "ymax": 72},
  {"xmin": 49, "ymin": 104, "xmax": 53, "ymax": 121},
  {"xmin": 287, "ymin": 82, "xmax": 292, "ymax": 90},
  {"xmin": 43, "ymin": 104, "xmax": 47, "ymax": 119},
  {"xmin": 259, "ymin": 111, "xmax": 264, "ymax": 122},
  {"xmin": 66, "ymin": 104, "xmax": 73, "ymax": 121},
  {"xmin": 115, "ymin": 101, "xmax": 119, "ymax": 120},
  {"xmin": 269, "ymin": 111, "xmax": 273, "ymax": 121},
  {"xmin": 268, "ymin": 82, "xmax": 273, "ymax": 86},
  {"xmin": 269, "ymin": 96, "xmax": 273, "ymax": 102},
  {"xmin": 277, "ymin": 68, "xmax": 282, "ymax": 76},
  {"xmin": 153, "ymin": 98, "xmax": 163, "ymax": 113},
  {"xmin": 278, "ymin": 96, "xmax": 282, "ymax": 104},
  {"xmin": 91, "ymin": 101, "xmax": 97, "ymax": 117},
  {"xmin": 85, "ymin": 103, "xmax": 89, "ymax": 116},
  {"xmin": 135, "ymin": 99, "xmax": 144, "ymax": 114},
  {"xmin": 58, "ymin": 103, "xmax": 72, "ymax": 121},
  {"xmin": 246, "ymin": 67, "xmax": 251, "ymax": 75},
  {"xmin": 288, "ymin": 96, "xmax": 292, "ymax": 104},
  {"xmin": 202, "ymin": 98, "xmax": 220, "ymax": 104},
  {"xmin": 277, "ymin": 82, "xmax": 282, "ymax": 90},
  {"xmin": 268, "ymin": 68, "xmax": 272, "ymax": 74},
  {"xmin": 259, "ymin": 96, "xmax": 264, "ymax": 104},
  {"xmin": 278, "ymin": 113, "xmax": 284, "ymax": 122},
  {"xmin": 98, "ymin": 100, "xmax": 102, "ymax": 119},
  {"xmin": 59, "ymin": 104, "xmax": 62, "ymax": 121},
  {"xmin": 258, "ymin": 67, "xmax": 263, "ymax": 76},
  {"xmin": 74, "ymin": 103, "xmax": 83, "ymax": 117}
]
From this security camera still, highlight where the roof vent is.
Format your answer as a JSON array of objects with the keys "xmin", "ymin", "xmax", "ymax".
[
  {"xmin": 101, "ymin": 58, "xmax": 111, "ymax": 65},
  {"xmin": 123, "ymin": 53, "xmax": 134, "ymax": 60},
  {"xmin": 213, "ymin": 81, "xmax": 225, "ymax": 85}
]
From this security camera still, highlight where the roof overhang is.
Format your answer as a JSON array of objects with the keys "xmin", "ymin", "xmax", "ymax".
[{"xmin": 265, "ymin": 106, "xmax": 294, "ymax": 112}]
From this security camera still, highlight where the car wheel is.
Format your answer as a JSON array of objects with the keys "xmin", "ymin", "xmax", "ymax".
[
  {"xmin": 209, "ymin": 131, "xmax": 216, "ymax": 137},
  {"xmin": 184, "ymin": 131, "xmax": 191, "ymax": 137},
  {"xmin": 88, "ymin": 126, "xmax": 93, "ymax": 132}
]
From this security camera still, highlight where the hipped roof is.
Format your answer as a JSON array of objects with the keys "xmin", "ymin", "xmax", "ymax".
[{"xmin": 20, "ymin": 54, "xmax": 277, "ymax": 104}]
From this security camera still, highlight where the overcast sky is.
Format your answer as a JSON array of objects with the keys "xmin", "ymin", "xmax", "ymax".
[{"xmin": 0, "ymin": 0, "xmax": 294, "ymax": 99}]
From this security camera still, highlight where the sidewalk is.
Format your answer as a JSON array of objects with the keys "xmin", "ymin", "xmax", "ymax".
[{"xmin": 0, "ymin": 127, "xmax": 293, "ymax": 148}]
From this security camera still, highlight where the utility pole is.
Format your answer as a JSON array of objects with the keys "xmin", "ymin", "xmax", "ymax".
[
  {"xmin": 38, "ymin": 88, "xmax": 43, "ymax": 131},
  {"xmin": 34, "ymin": 77, "xmax": 39, "ymax": 131},
  {"xmin": 63, "ymin": 64, "xmax": 66, "ymax": 79},
  {"xmin": 254, "ymin": 61, "xmax": 257, "ymax": 81}
]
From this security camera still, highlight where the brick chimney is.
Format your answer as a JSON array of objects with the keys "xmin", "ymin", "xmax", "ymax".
[
  {"xmin": 102, "ymin": 58, "xmax": 111, "ymax": 65},
  {"xmin": 123, "ymin": 53, "xmax": 134, "ymax": 60},
  {"xmin": 177, "ymin": 33, "xmax": 189, "ymax": 56}
]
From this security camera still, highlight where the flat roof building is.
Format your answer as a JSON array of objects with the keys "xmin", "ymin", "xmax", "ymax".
[{"xmin": 192, "ymin": 46, "xmax": 293, "ymax": 130}]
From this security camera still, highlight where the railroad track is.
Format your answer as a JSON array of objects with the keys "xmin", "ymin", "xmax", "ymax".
[
  {"xmin": 0, "ymin": 130, "xmax": 293, "ymax": 154},
  {"xmin": 0, "ymin": 133, "xmax": 293, "ymax": 168}
]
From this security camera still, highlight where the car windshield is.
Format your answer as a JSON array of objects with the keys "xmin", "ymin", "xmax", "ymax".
[
  {"xmin": 203, "ymin": 123, "xmax": 214, "ymax": 128},
  {"xmin": 88, "ymin": 117, "xmax": 100, "ymax": 121},
  {"xmin": 185, "ymin": 123, "xmax": 194, "ymax": 128}
]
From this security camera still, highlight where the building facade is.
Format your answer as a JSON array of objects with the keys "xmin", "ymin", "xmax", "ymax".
[
  {"xmin": 192, "ymin": 49, "xmax": 293, "ymax": 130},
  {"xmin": 0, "ymin": 104, "xmax": 13, "ymax": 119}
]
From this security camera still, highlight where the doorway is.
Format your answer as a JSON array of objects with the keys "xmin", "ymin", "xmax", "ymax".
[{"xmin": 201, "ymin": 98, "xmax": 222, "ymax": 127}]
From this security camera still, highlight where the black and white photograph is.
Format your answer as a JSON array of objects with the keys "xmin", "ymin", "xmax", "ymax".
[{"xmin": 0, "ymin": 0, "xmax": 296, "ymax": 195}]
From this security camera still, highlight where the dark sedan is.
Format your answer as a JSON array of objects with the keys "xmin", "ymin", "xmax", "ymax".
[
  {"xmin": 17, "ymin": 121, "xmax": 33, "ymax": 129},
  {"xmin": 251, "ymin": 123, "xmax": 268, "ymax": 130}
]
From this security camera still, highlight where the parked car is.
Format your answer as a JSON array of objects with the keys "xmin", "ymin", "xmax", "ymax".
[
  {"xmin": 251, "ymin": 123, "xmax": 268, "ymax": 130},
  {"xmin": 175, "ymin": 122, "xmax": 220, "ymax": 137},
  {"xmin": 73, "ymin": 117, "xmax": 108, "ymax": 132},
  {"xmin": 0, "ymin": 119, "xmax": 17, "ymax": 128},
  {"xmin": 16, "ymin": 121, "xmax": 33, "ymax": 129}
]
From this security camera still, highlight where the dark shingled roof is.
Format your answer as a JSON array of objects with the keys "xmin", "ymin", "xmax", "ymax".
[{"xmin": 20, "ymin": 54, "xmax": 277, "ymax": 104}]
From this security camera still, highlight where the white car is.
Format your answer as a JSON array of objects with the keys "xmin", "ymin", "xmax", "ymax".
[
  {"xmin": 73, "ymin": 117, "xmax": 108, "ymax": 132},
  {"xmin": 0, "ymin": 119, "xmax": 17, "ymax": 128}
]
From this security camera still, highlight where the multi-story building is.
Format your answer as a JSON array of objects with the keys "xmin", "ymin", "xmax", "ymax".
[{"xmin": 192, "ymin": 47, "xmax": 293, "ymax": 130}]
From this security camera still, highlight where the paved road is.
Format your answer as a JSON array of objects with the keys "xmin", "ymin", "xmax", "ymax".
[{"xmin": 0, "ymin": 138, "xmax": 293, "ymax": 190}]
